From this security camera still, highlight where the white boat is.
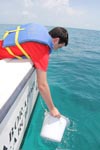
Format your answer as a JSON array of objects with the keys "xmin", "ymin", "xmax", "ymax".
[{"xmin": 0, "ymin": 59, "xmax": 39, "ymax": 150}]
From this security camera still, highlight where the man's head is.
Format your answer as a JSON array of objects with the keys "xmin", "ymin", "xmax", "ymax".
[{"xmin": 49, "ymin": 27, "xmax": 68, "ymax": 50}]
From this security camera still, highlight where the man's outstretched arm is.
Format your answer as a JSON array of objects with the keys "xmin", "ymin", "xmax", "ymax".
[{"xmin": 36, "ymin": 69, "xmax": 61, "ymax": 118}]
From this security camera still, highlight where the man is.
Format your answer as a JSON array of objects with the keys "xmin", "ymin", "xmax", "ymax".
[{"xmin": 0, "ymin": 23, "xmax": 68, "ymax": 118}]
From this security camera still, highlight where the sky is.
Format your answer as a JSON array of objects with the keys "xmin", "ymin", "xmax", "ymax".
[{"xmin": 0, "ymin": 0, "xmax": 100, "ymax": 30}]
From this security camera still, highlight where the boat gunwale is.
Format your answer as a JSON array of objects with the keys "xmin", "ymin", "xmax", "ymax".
[{"xmin": 0, "ymin": 67, "xmax": 35, "ymax": 123}]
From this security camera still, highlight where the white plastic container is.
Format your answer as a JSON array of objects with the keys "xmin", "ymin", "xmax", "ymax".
[{"xmin": 40, "ymin": 112, "xmax": 70, "ymax": 142}]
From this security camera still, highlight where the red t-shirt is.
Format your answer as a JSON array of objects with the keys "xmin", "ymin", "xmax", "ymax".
[{"xmin": 0, "ymin": 40, "xmax": 50, "ymax": 71}]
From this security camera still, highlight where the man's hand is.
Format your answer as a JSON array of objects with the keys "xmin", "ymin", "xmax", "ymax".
[{"xmin": 50, "ymin": 107, "xmax": 61, "ymax": 118}]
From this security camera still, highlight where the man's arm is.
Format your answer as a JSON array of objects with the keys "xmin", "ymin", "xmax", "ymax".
[{"xmin": 36, "ymin": 69, "xmax": 61, "ymax": 118}]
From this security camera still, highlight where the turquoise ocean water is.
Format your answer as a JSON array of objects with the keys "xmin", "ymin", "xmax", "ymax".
[{"xmin": 0, "ymin": 25, "xmax": 100, "ymax": 150}]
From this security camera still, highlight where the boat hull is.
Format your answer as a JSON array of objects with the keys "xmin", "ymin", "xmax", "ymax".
[{"xmin": 0, "ymin": 65, "xmax": 39, "ymax": 150}]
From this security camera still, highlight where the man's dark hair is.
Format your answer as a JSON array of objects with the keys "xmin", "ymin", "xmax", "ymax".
[{"xmin": 49, "ymin": 27, "xmax": 68, "ymax": 46}]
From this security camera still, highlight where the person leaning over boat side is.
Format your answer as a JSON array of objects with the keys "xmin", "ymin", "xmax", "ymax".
[{"xmin": 0, "ymin": 23, "xmax": 69, "ymax": 118}]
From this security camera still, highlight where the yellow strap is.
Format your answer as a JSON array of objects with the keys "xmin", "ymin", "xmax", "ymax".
[
  {"xmin": 5, "ymin": 47, "xmax": 22, "ymax": 60},
  {"xmin": 3, "ymin": 28, "xmax": 25, "ymax": 40},
  {"xmin": 3, "ymin": 26, "xmax": 30, "ymax": 60},
  {"xmin": 3, "ymin": 31, "xmax": 9, "ymax": 40},
  {"xmin": 15, "ymin": 26, "xmax": 30, "ymax": 59}
]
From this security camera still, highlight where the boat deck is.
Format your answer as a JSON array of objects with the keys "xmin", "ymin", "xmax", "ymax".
[{"xmin": 0, "ymin": 59, "xmax": 32, "ymax": 110}]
